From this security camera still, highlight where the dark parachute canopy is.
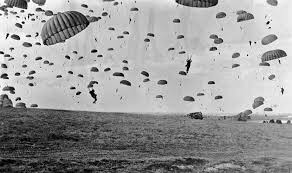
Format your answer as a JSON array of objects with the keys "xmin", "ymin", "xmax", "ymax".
[
  {"xmin": 268, "ymin": 74, "xmax": 275, "ymax": 80},
  {"xmin": 209, "ymin": 47, "xmax": 217, "ymax": 51},
  {"xmin": 156, "ymin": 95, "xmax": 163, "ymax": 99},
  {"xmin": 261, "ymin": 49, "xmax": 287, "ymax": 62},
  {"xmin": 32, "ymin": 0, "xmax": 46, "ymax": 6},
  {"xmin": 175, "ymin": 0, "xmax": 218, "ymax": 8},
  {"xmin": 141, "ymin": 71, "xmax": 149, "ymax": 77},
  {"xmin": 237, "ymin": 13, "xmax": 254, "ymax": 22},
  {"xmin": 113, "ymin": 72, "xmax": 124, "ymax": 77},
  {"xmin": 267, "ymin": 0, "xmax": 277, "ymax": 6},
  {"xmin": 264, "ymin": 107, "xmax": 273, "ymax": 111},
  {"xmin": 215, "ymin": 95, "xmax": 223, "ymax": 100},
  {"xmin": 232, "ymin": 52, "xmax": 240, "ymax": 58},
  {"xmin": 255, "ymin": 96, "xmax": 265, "ymax": 103},
  {"xmin": 183, "ymin": 96, "xmax": 195, "ymax": 102},
  {"xmin": 259, "ymin": 62, "xmax": 270, "ymax": 66},
  {"xmin": 253, "ymin": 101, "xmax": 264, "ymax": 109},
  {"xmin": 5, "ymin": 0, "xmax": 27, "ymax": 9},
  {"xmin": 90, "ymin": 67, "xmax": 99, "ymax": 72},
  {"xmin": 179, "ymin": 71, "xmax": 187, "ymax": 76},
  {"xmin": 41, "ymin": 11, "xmax": 90, "ymax": 46},
  {"xmin": 173, "ymin": 18, "xmax": 180, "ymax": 23},
  {"xmin": 232, "ymin": 64, "xmax": 240, "ymax": 68},
  {"xmin": 197, "ymin": 93, "xmax": 205, "ymax": 96},
  {"xmin": 208, "ymin": 81, "xmax": 215, "ymax": 85},
  {"xmin": 216, "ymin": 12, "xmax": 226, "ymax": 19},
  {"xmin": 209, "ymin": 34, "xmax": 218, "ymax": 39},
  {"xmin": 11, "ymin": 34, "xmax": 20, "ymax": 40},
  {"xmin": 120, "ymin": 80, "xmax": 131, "ymax": 86},
  {"xmin": 261, "ymin": 34, "xmax": 278, "ymax": 45},
  {"xmin": 157, "ymin": 80, "xmax": 167, "ymax": 85},
  {"xmin": 214, "ymin": 38, "xmax": 223, "ymax": 44}
]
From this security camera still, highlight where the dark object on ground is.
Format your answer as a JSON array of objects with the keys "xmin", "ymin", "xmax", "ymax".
[
  {"xmin": 269, "ymin": 119, "xmax": 275, "ymax": 123},
  {"xmin": 263, "ymin": 120, "xmax": 268, "ymax": 123},
  {"xmin": 276, "ymin": 120, "xmax": 282, "ymax": 124},
  {"xmin": 287, "ymin": 120, "xmax": 291, "ymax": 124},
  {"xmin": 187, "ymin": 112, "xmax": 203, "ymax": 120}
]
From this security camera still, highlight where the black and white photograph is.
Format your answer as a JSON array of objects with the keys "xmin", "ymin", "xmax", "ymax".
[{"xmin": 0, "ymin": 0, "xmax": 292, "ymax": 172}]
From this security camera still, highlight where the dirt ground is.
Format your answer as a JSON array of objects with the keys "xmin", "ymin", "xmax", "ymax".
[{"xmin": 0, "ymin": 108, "xmax": 292, "ymax": 172}]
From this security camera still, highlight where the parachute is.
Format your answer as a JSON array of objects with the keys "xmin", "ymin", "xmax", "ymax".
[
  {"xmin": 264, "ymin": 107, "xmax": 273, "ymax": 111},
  {"xmin": 28, "ymin": 70, "xmax": 36, "ymax": 75},
  {"xmin": 177, "ymin": 35, "xmax": 184, "ymax": 39},
  {"xmin": 147, "ymin": 33, "xmax": 155, "ymax": 37},
  {"xmin": 123, "ymin": 31, "xmax": 129, "ymax": 35},
  {"xmin": 81, "ymin": 4, "xmax": 88, "ymax": 8},
  {"xmin": 255, "ymin": 97, "xmax": 265, "ymax": 103},
  {"xmin": 179, "ymin": 71, "xmax": 187, "ymax": 76},
  {"xmin": 104, "ymin": 68, "xmax": 111, "ymax": 72},
  {"xmin": 1, "ymin": 64, "xmax": 7, "ymax": 68},
  {"xmin": 45, "ymin": 10, "xmax": 53, "ymax": 16},
  {"xmin": 173, "ymin": 19, "xmax": 180, "ymax": 23},
  {"xmin": 143, "ymin": 78, "xmax": 150, "ymax": 83},
  {"xmin": 232, "ymin": 52, "xmax": 240, "ymax": 58},
  {"xmin": 141, "ymin": 71, "xmax": 149, "ymax": 77},
  {"xmin": 144, "ymin": 38, "xmax": 150, "ymax": 42},
  {"xmin": 130, "ymin": 7, "xmax": 139, "ymax": 11},
  {"xmin": 23, "ymin": 42, "xmax": 32, "ymax": 47},
  {"xmin": 41, "ymin": 11, "xmax": 90, "ymax": 46},
  {"xmin": 4, "ymin": 0, "xmax": 27, "ymax": 9},
  {"xmin": 157, "ymin": 80, "xmax": 167, "ymax": 85},
  {"xmin": 209, "ymin": 47, "xmax": 217, "ymax": 51},
  {"xmin": 56, "ymin": 75, "xmax": 62, "ymax": 78},
  {"xmin": 90, "ymin": 49, "xmax": 97, "ymax": 53},
  {"xmin": 253, "ymin": 101, "xmax": 264, "ymax": 109},
  {"xmin": 232, "ymin": 64, "xmax": 240, "ymax": 68},
  {"xmin": 11, "ymin": 34, "xmax": 20, "ymax": 40},
  {"xmin": 32, "ymin": 0, "xmax": 46, "ymax": 6},
  {"xmin": 261, "ymin": 34, "xmax": 278, "ymax": 45},
  {"xmin": 261, "ymin": 49, "xmax": 287, "ymax": 62},
  {"xmin": 175, "ymin": 0, "xmax": 218, "ymax": 8},
  {"xmin": 156, "ymin": 95, "xmax": 163, "ymax": 99},
  {"xmin": 113, "ymin": 72, "xmax": 124, "ymax": 77},
  {"xmin": 215, "ymin": 95, "xmax": 223, "ymax": 100},
  {"xmin": 120, "ymin": 80, "xmax": 131, "ymax": 86},
  {"xmin": 183, "ymin": 96, "xmax": 195, "ymax": 102},
  {"xmin": 68, "ymin": 71, "xmax": 73, "ymax": 74},
  {"xmin": 90, "ymin": 67, "xmax": 99, "ymax": 72},
  {"xmin": 197, "ymin": 93, "xmax": 205, "ymax": 96},
  {"xmin": 268, "ymin": 74, "xmax": 275, "ymax": 80},
  {"xmin": 35, "ymin": 57, "xmax": 42, "ymax": 61},
  {"xmin": 237, "ymin": 13, "xmax": 254, "ymax": 22},
  {"xmin": 267, "ymin": 0, "xmax": 277, "ymax": 6},
  {"xmin": 122, "ymin": 60, "xmax": 128, "ymax": 64},
  {"xmin": 209, "ymin": 34, "xmax": 218, "ymax": 39},
  {"xmin": 216, "ymin": 12, "xmax": 226, "ymax": 19},
  {"xmin": 77, "ymin": 74, "xmax": 84, "ymax": 78},
  {"xmin": 208, "ymin": 81, "xmax": 215, "ymax": 85},
  {"xmin": 259, "ymin": 62, "xmax": 270, "ymax": 66},
  {"xmin": 214, "ymin": 38, "xmax": 223, "ymax": 44},
  {"xmin": 122, "ymin": 67, "xmax": 129, "ymax": 71}
]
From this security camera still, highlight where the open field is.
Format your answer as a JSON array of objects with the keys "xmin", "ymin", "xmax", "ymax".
[{"xmin": 0, "ymin": 108, "xmax": 292, "ymax": 172}]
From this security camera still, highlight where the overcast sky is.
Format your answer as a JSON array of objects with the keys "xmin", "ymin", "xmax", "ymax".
[{"xmin": 0, "ymin": 0, "xmax": 291, "ymax": 114}]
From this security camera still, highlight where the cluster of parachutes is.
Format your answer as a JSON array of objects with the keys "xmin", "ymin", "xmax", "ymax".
[{"xmin": 0, "ymin": 0, "xmax": 288, "ymax": 113}]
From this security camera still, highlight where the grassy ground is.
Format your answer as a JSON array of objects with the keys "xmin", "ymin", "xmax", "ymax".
[{"xmin": 0, "ymin": 108, "xmax": 292, "ymax": 172}]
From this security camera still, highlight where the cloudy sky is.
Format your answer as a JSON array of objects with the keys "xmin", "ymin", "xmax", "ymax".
[{"xmin": 0, "ymin": 0, "xmax": 291, "ymax": 114}]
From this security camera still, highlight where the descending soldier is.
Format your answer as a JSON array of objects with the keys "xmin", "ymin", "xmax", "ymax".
[
  {"xmin": 185, "ymin": 58, "xmax": 192, "ymax": 74},
  {"xmin": 281, "ymin": 87, "xmax": 284, "ymax": 95},
  {"xmin": 89, "ymin": 88, "xmax": 97, "ymax": 103}
]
